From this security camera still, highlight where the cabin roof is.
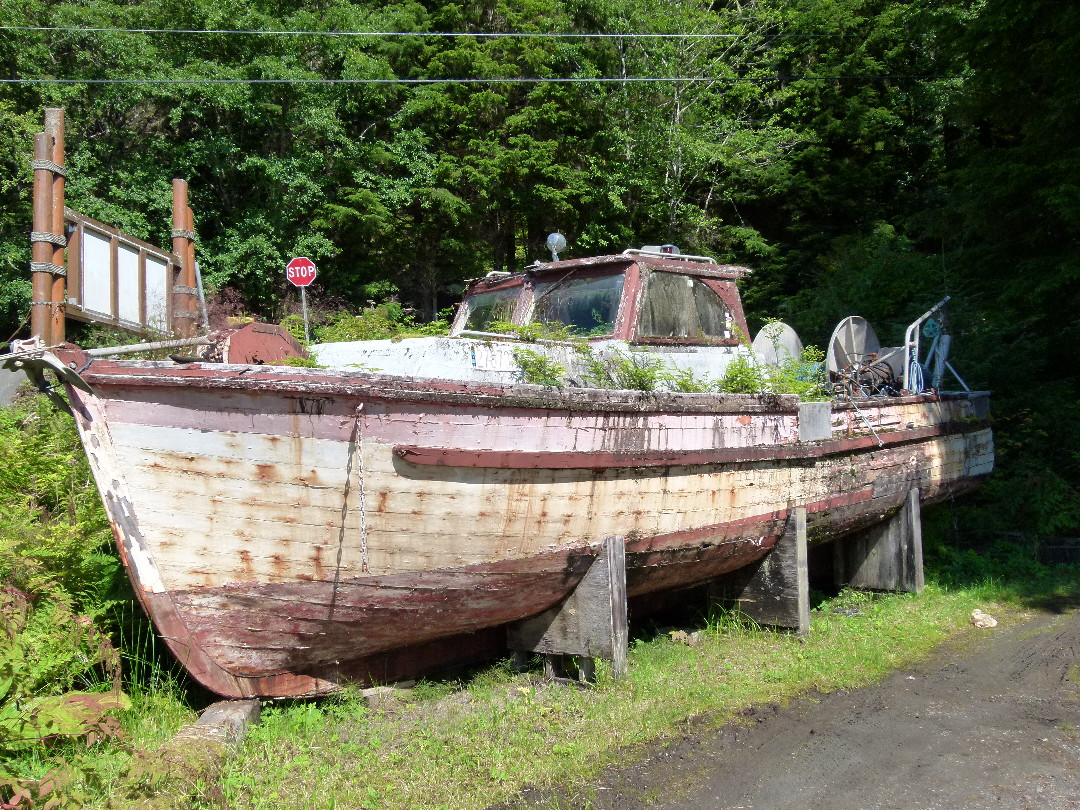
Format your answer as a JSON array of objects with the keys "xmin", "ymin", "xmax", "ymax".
[{"xmin": 464, "ymin": 252, "xmax": 751, "ymax": 295}]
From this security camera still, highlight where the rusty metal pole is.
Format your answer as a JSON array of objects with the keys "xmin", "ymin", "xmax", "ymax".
[
  {"xmin": 184, "ymin": 202, "xmax": 208, "ymax": 330},
  {"xmin": 30, "ymin": 132, "xmax": 54, "ymax": 343},
  {"xmin": 184, "ymin": 203, "xmax": 197, "ymax": 298},
  {"xmin": 171, "ymin": 179, "xmax": 196, "ymax": 336},
  {"xmin": 45, "ymin": 108, "xmax": 66, "ymax": 343}
]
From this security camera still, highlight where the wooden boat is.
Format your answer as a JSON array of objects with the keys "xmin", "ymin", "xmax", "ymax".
[{"xmin": 6, "ymin": 248, "xmax": 993, "ymax": 698}]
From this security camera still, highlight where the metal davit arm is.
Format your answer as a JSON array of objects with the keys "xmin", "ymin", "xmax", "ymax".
[{"xmin": 902, "ymin": 296, "xmax": 950, "ymax": 393}]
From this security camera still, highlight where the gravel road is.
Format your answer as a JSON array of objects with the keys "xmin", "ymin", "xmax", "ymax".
[{"xmin": 505, "ymin": 605, "xmax": 1080, "ymax": 810}]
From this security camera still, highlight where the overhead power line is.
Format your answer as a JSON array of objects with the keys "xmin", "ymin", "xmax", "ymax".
[
  {"xmin": 0, "ymin": 75, "xmax": 960, "ymax": 86},
  {"xmin": 0, "ymin": 25, "xmax": 834, "ymax": 40}
]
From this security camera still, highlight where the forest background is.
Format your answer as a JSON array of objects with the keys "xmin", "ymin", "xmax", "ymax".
[{"xmin": 0, "ymin": 0, "xmax": 1076, "ymax": 539}]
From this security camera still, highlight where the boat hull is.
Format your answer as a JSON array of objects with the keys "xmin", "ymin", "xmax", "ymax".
[{"xmin": 62, "ymin": 359, "xmax": 993, "ymax": 698}]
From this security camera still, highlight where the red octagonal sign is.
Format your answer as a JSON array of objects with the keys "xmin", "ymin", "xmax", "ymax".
[{"xmin": 286, "ymin": 256, "xmax": 317, "ymax": 287}]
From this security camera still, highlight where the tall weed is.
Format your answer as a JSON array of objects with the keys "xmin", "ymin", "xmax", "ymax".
[
  {"xmin": 577, "ymin": 346, "xmax": 666, "ymax": 392},
  {"xmin": 512, "ymin": 348, "xmax": 567, "ymax": 387}
]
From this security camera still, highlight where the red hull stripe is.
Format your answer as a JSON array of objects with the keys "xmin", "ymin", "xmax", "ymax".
[{"xmin": 393, "ymin": 423, "xmax": 985, "ymax": 469}]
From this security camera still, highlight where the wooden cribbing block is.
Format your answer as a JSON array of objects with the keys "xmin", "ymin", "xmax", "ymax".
[
  {"xmin": 835, "ymin": 487, "xmax": 924, "ymax": 594},
  {"xmin": 172, "ymin": 699, "xmax": 261, "ymax": 750},
  {"xmin": 709, "ymin": 507, "xmax": 810, "ymax": 635},
  {"xmin": 507, "ymin": 536, "xmax": 628, "ymax": 681}
]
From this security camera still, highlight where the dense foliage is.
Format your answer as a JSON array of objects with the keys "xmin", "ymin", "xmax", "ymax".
[{"xmin": 0, "ymin": 0, "xmax": 974, "ymax": 316}]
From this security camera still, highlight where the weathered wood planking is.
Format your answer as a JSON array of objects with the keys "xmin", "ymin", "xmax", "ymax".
[{"xmin": 108, "ymin": 416, "xmax": 990, "ymax": 592}]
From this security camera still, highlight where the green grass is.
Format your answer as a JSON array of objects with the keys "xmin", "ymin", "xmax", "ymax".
[{"xmin": 206, "ymin": 580, "xmax": 1038, "ymax": 810}]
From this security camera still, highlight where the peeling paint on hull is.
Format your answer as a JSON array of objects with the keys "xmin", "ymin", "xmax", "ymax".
[{"xmin": 62, "ymin": 360, "xmax": 993, "ymax": 698}]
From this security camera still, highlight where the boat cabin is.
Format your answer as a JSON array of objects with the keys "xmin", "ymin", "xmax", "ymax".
[
  {"xmin": 311, "ymin": 248, "xmax": 754, "ymax": 385},
  {"xmin": 451, "ymin": 249, "xmax": 751, "ymax": 346}
]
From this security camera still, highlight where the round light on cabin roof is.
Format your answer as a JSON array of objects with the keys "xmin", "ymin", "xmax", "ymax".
[{"xmin": 546, "ymin": 232, "xmax": 567, "ymax": 262}]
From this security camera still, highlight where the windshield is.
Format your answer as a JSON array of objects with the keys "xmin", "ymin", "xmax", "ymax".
[
  {"xmin": 529, "ymin": 273, "xmax": 624, "ymax": 337},
  {"xmin": 637, "ymin": 272, "xmax": 733, "ymax": 339},
  {"xmin": 462, "ymin": 287, "xmax": 520, "ymax": 331}
]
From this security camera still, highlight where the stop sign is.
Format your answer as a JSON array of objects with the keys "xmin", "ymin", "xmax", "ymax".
[{"xmin": 286, "ymin": 256, "xmax": 317, "ymax": 287}]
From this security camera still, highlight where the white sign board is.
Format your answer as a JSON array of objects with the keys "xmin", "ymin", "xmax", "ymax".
[{"xmin": 65, "ymin": 209, "xmax": 181, "ymax": 334}]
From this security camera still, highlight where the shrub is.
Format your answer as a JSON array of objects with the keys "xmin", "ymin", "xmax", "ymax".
[
  {"xmin": 0, "ymin": 394, "xmax": 134, "ymax": 799},
  {"xmin": 512, "ymin": 349, "xmax": 567, "ymax": 387},
  {"xmin": 578, "ymin": 346, "xmax": 665, "ymax": 392},
  {"xmin": 763, "ymin": 345, "xmax": 829, "ymax": 400},
  {"xmin": 717, "ymin": 353, "xmax": 766, "ymax": 393},
  {"xmin": 302, "ymin": 304, "xmax": 452, "ymax": 344},
  {"xmin": 271, "ymin": 356, "xmax": 323, "ymax": 368},
  {"xmin": 660, "ymin": 366, "xmax": 719, "ymax": 393}
]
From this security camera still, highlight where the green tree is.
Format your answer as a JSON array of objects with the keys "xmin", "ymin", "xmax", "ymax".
[{"xmin": 932, "ymin": 0, "xmax": 1080, "ymax": 535}]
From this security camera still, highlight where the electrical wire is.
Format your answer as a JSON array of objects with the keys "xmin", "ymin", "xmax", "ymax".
[
  {"xmin": 0, "ymin": 74, "xmax": 959, "ymax": 85},
  {"xmin": 0, "ymin": 26, "xmax": 836, "ymax": 39},
  {"xmin": 0, "ymin": 26, "xmax": 956, "ymax": 86},
  {"xmin": 0, "ymin": 26, "xmax": 953, "ymax": 86}
]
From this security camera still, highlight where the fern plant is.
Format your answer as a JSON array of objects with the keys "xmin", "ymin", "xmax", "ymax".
[{"xmin": 0, "ymin": 394, "xmax": 135, "ymax": 797}]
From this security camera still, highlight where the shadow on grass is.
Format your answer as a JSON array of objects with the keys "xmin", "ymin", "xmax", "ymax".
[{"xmin": 922, "ymin": 503, "xmax": 1080, "ymax": 613}]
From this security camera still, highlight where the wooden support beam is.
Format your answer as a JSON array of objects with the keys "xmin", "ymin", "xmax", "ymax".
[
  {"xmin": 507, "ymin": 536, "xmax": 628, "ymax": 682},
  {"xmin": 709, "ymin": 507, "xmax": 810, "ymax": 635},
  {"xmin": 834, "ymin": 488, "xmax": 924, "ymax": 594}
]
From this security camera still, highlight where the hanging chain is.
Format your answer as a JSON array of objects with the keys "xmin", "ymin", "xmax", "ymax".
[
  {"xmin": 355, "ymin": 404, "xmax": 369, "ymax": 573},
  {"xmin": 329, "ymin": 402, "xmax": 370, "ymax": 619}
]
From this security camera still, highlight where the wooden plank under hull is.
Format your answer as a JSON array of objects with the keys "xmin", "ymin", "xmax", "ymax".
[{"xmin": 63, "ymin": 361, "xmax": 994, "ymax": 698}]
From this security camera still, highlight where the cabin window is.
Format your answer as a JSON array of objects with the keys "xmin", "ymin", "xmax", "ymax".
[
  {"xmin": 529, "ymin": 273, "xmax": 624, "ymax": 336},
  {"xmin": 637, "ymin": 272, "xmax": 733, "ymax": 340},
  {"xmin": 462, "ymin": 287, "xmax": 520, "ymax": 331}
]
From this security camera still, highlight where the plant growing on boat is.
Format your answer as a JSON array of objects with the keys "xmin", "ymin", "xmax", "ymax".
[
  {"xmin": 512, "ymin": 348, "xmax": 567, "ymax": 387},
  {"xmin": 293, "ymin": 303, "xmax": 452, "ymax": 345},
  {"xmin": 270, "ymin": 356, "xmax": 324, "ymax": 369},
  {"xmin": 718, "ymin": 353, "xmax": 766, "ymax": 393},
  {"xmin": 577, "ymin": 346, "xmax": 665, "ymax": 392},
  {"xmin": 488, "ymin": 320, "xmax": 580, "ymax": 344},
  {"xmin": 660, "ymin": 367, "xmax": 719, "ymax": 394},
  {"xmin": 765, "ymin": 345, "xmax": 829, "ymax": 401},
  {"xmin": 751, "ymin": 320, "xmax": 829, "ymax": 400}
]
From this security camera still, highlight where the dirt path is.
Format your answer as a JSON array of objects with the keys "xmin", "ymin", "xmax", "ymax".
[{"xmin": 509, "ymin": 607, "xmax": 1080, "ymax": 810}]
